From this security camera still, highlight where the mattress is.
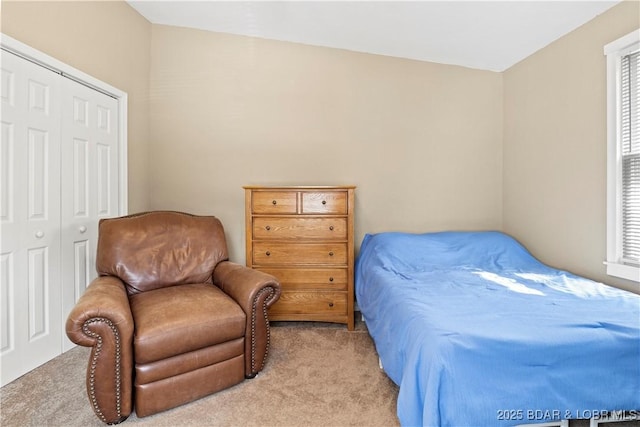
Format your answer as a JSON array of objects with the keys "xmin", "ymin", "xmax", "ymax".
[{"xmin": 355, "ymin": 231, "xmax": 640, "ymax": 426}]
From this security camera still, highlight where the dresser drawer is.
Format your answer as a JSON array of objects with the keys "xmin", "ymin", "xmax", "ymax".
[
  {"xmin": 253, "ymin": 242, "xmax": 347, "ymax": 265},
  {"xmin": 269, "ymin": 291, "xmax": 347, "ymax": 316},
  {"xmin": 301, "ymin": 191, "xmax": 347, "ymax": 214},
  {"xmin": 258, "ymin": 267, "xmax": 348, "ymax": 291},
  {"xmin": 253, "ymin": 217, "xmax": 347, "ymax": 240},
  {"xmin": 252, "ymin": 191, "xmax": 297, "ymax": 214}
]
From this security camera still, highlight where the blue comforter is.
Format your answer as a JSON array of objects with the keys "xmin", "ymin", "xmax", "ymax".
[{"xmin": 355, "ymin": 231, "xmax": 640, "ymax": 427}]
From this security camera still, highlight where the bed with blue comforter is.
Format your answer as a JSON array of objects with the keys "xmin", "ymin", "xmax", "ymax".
[{"xmin": 355, "ymin": 231, "xmax": 640, "ymax": 427}]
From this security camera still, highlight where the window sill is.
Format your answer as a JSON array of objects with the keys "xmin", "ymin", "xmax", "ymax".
[{"xmin": 606, "ymin": 262, "xmax": 640, "ymax": 283}]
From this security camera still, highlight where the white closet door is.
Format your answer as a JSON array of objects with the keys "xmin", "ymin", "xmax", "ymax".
[
  {"xmin": 0, "ymin": 50, "xmax": 63, "ymax": 385},
  {"xmin": 60, "ymin": 79, "xmax": 119, "ymax": 351}
]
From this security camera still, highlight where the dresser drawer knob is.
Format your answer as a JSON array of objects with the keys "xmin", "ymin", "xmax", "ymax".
[
  {"xmin": 329, "ymin": 277, "xmax": 334, "ymax": 282},
  {"xmin": 328, "ymin": 251, "xmax": 334, "ymax": 257},
  {"xmin": 329, "ymin": 225, "xmax": 334, "ymax": 231},
  {"xmin": 322, "ymin": 200, "xmax": 327, "ymax": 205},
  {"xmin": 265, "ymin": 225, "xmax": 271, "ymax": 231},
  {"xmin": 265, "ymin": 251, "xmax": 271, "ymax": 256},
  {"xmin": 272, "ymin": 200, "xmax": 277, "ymax": 205},
  {"xmin": 328, "ymin": 302, "xmax": 334, "ymax": 308}
]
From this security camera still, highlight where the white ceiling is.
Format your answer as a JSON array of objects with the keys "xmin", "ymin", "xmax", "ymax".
[{"xmin": 127, "ymin": 0, "xmax": 622, "ymax": 72}]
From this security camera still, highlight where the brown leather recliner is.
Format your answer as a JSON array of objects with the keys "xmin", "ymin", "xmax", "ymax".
[{"xmin": 66, "ymin": 211, "xmax": 281, "ymax": 424}]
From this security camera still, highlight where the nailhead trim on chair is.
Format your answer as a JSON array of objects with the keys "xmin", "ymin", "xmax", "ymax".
[
  {"xmin": 82, "ymin": 318, "xmax": 122, "ymax": 424},
  {"xmin": 251, "ymin": 286, "xmax": 278, "ymax": 373}
]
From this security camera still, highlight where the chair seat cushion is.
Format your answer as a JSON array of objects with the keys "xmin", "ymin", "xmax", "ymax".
[{"xmin": 130, "ymin": 283, "xmax": 246, "ymax": 364}]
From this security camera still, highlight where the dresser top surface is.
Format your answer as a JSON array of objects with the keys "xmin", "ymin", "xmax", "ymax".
[{"xmin": 244, "ymin": 185, "xmax": 356, "ymax": 190}]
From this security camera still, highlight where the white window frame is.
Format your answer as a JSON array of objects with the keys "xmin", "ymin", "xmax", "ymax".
[{"xmin": 604, "ymin": 29, "xmax": 640, "ymax": 283}]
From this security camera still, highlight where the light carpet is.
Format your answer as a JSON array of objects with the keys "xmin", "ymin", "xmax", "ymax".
[{"xmin": 0, "ymin": 321, "xmax": 400, "ymax": 427}]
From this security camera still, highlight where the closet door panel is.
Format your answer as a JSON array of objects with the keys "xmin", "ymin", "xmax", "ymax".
[
  {"xmin": 61, "ymin": 78, "xmax": 118, "ymax": 351},
  {"xmin": 0, "ymin": 50, "xmax": 63, "ymax": 386}
]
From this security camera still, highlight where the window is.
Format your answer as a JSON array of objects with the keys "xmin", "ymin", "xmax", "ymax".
[{"xmin": 605, "ymin": 29, "xmax": 640, "ymax": 282}]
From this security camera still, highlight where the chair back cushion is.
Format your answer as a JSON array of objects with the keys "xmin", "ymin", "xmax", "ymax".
[{"xmin": 96, "ymin": 211, "xmax": 228, "ymax": 295}]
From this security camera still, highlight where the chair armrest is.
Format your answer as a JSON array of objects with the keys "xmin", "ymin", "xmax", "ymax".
[
  {"xmin": 65, "ymin": 276, "xmax": 134, "ymax": 424},
  {"xmin": 213, "ymin": 261, "xmax": 281, "ymax": 377}
]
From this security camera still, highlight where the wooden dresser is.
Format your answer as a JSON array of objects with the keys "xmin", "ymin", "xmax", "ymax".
[{"xmin": 244, "ymin": 186, "xmax": 355, "ymax": 330}]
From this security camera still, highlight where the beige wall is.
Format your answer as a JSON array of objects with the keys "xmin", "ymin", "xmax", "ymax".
[
  {"xmin": 5, "ymin": 1, "xmax": 635, "ymax": 293},
  {"xmin": 1, "ymin": 0, "xmax": 152, "ymax": 213},
  {"xmin": 503, "ymin": 1, "xmax": 640, "ymax": 293},
  {"xmin": 148, "ymin": 25, "xmax": 504, "ymax": 262}
]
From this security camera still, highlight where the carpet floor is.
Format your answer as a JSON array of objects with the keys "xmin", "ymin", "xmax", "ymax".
[
  {"xmin": 0, "ymin": 320, "xmax": 400, "ymax": 427},
  {"xmin": 3, "ymin": 320, "xmax": 637, "ymax": 427}
]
